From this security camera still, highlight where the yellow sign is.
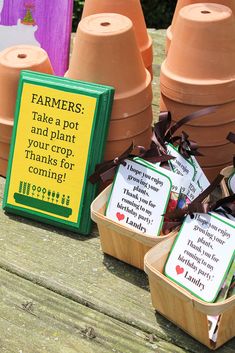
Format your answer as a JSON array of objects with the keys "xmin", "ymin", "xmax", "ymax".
[{"xmin": 7, "ymin": 82, "xmax": 97, "ymax": 224}]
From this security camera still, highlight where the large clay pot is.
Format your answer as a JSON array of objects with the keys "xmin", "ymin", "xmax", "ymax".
[
  {"xmin": 160, "ymin": 3, "xmax": 235, "ymax": 180},
  {"xmin": 81, "ymin": 0, "xmax": 153, "ymax": 75},
  {"xmin": 104, "ymin": 126, "xmax": 152, "ymax": 160},
  {"xmin": 0, "ymin": 45, "xmax": 54, "ymax": 177},
  {"xmin": 67, "ymin": 13, "xmax": 153, "ymax": 161},
  {"xmin": 166, "ymin": 0, "xmax": 235, "ymax": 53}
]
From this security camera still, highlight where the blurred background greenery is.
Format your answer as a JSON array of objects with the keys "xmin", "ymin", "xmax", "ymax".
[{"xmin": 72, "ymin": 0, "xmax": 177, "ymax": 31}]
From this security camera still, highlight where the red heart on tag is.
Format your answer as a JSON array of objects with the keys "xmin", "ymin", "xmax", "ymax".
[
  {"xmin": 116, "ymin": 212, "xmax": 125, "ymax": 221},
  {"xmin": 176, "ymin": 265, "xmax": 184, "ymax": 275}
]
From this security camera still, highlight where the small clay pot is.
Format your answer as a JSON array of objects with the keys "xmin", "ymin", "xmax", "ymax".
[
  {"xmin": 67, "ymin": 13, "xmax": 152, "ymax": 119},
  {"xmin": 81, "ymin": 0, "xmax": 153, "ymax": 73},
  {"xmin": 166, "ymin": 0, "xmax": 235, "ymax": 53},
  {"xmin": 104, "ymin": 126, "xmax": 152, "ymax": 160},
  {"xmin": 161, "ymin": 4, "xmax": 235, "ymax": 104},
  {"xmin": 0, "ymin": 158, "xmax": 8, "ymax": 178},
  {"xmin": 107, "ymin": 106, "xmax": 153, "ymax": 140},
  {"xmin": 0, "ymin": 45, "xmax": 54, "ymax": 122}
]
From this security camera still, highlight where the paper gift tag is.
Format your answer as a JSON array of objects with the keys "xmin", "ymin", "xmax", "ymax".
[
  {"xmin": 106, "ymin": 159, "xmax": 172, "ymax": 236},
  {"xmin": 164, "ymin": 213, "xmax": 235, "ymax": 302},
  {"xmin": 3, "ymin": 71, "xmax": 114, "ymax": 234},
  {"xmin": 166, "ymin": 143, "xmax": 196, "ymax": 181},
  {"xmin": 136, "ymin": 158, "xmax": 190, "ymax": 210},
  {"xmin": 187, "ymin": 180, "xmax": 205, "ymax": 202},
  {"xmin": 228, "ymin": 172, "xmax": 235, "ymax": 194},
  {"xmin": 190, "ymin": 155, "xmax": 210, "ymax": 192}
]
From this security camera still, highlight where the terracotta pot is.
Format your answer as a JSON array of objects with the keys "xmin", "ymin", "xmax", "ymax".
[
  {"xmin": 166, "ymin": 0, "xmax": 235, "ymax": 53},
  {"xmin": 107, "ymin": 106, "xmax": 152, "ymax": 140},
  {"xmin": 81, "ymin": 0, "xmax": 153, "ymax": 73},
  {"xmin": 160, "ymin": 4, "xmax": 235, "ymax": 179},
  {"xmin": 0, "ymin": 158, "xmax": 8, "ymax": 178},
  {"xmin": 0, "ymin": 142, "xmax": 10, "ymax": 160},
  {"xmin": 0, "ymin": 117, "xmax": 12, "ymax": 143},
  {"xmin": 160, "ymin": 94, "xmax": 235, "ymax": 146},
  {"xmin": 0, "ymin": 45, "xmax": 54, "ymax": 123},
  {"xmin": 104, "ymin": 126, "xmax": 152, "ymax": 160},
  {"xmin": 203, "ymin": 163, "xmax": 231, "ymax": 182},
  {"xmin": 67, "ymin": 13, "xmax": 152, "ymax": 119},
  {"xmin": 196, "ymin": 142, "xmax": 232, "ymax": 167},
  {"xmin": 161, "ymin": 3, "xmax": 235, "ymax": 105}
]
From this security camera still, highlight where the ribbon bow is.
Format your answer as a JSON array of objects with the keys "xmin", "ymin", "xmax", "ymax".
[
  {"xmin": 162, "ymin": 174, "xmax": 235, "ymax": 234},
  {"xmin": 152, "ymin": 106, "xmax": 218, "ymax": 159},
  {"xmin": 89, "ymin": 143, "xmax": 174, "ymax": 184}
]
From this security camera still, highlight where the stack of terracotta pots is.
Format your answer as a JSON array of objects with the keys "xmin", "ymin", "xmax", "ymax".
[
  {"xmin": 160, "ymin": 3, "xmax": 235, "ymax": 181},
  {"xmin": 166, "ymin": 0, "xmax": 235, "ymax": 53},
  {"xmin": 66, "ymin": 13, "xmax": 153, "ymax": 161},
  {"xmin": 81, "ymin": 0, "xmax": 153, "ymax": 76},
  {"xmin": 0, "ymin": 45, "xmax": 54, "ymax": 177}
]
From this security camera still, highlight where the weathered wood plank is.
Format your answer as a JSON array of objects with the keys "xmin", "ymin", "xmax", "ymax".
[
  {"xmin": 1, "ymin": 267, "xmax": 187, "ymax": 353},
  {"xmin": 0, "ymin": 178, "xmax": 234, "ymax": 353}
]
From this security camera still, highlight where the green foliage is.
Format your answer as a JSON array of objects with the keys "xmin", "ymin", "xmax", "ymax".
[{"xmin": 72, "ymin": 0, "xmax": 177, "ymax": 32}]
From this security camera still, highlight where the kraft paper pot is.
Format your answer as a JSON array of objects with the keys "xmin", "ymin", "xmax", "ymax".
[
  {"xmin": 91, "ymin": 184, "xmax": 177, "ymax": 270},
  {"xmin": 67, "ymin": 13, "xmax": 152, "ymax": 119},
  {"xmin": 161, "ymin": 3, "xmax": 235, "ymax": 105},
  {"xmin": 81, "ymin": 0, "xmax": 153, "ymax": 71},
  {"xmin": 0, "ymin": 45, "xmax": 54, "ymax": 123},
  {"xmin": 0, "ymin": 142, "xmax": 10, "ymax": 160},
  {"xmin": 166, "ymin": 0, "xmax": 235, "ymax": 53},
  {"xmin": 107, "ymin": 105, "xmax": 152, "ymax": 140},
  {"xmin": 104, "ymin": 126, "xmax": 152, "ymax": 160},
  {"xmin": 0, "ymin": 158, "xmax": 8, "ymax": 177}
]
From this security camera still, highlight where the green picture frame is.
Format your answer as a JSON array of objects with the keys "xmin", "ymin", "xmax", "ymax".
[{"xmin": 3, "ymin": 70, "xmax": 114, "ymax": 235}]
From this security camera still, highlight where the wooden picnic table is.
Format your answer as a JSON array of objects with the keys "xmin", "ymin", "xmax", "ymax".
[{"xmin": 0, "ymin": 30, "xmax": 234, "ymax": 353}]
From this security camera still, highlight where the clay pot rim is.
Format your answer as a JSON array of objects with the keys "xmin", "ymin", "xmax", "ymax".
[
  {"xmin": 197, "ymin": 141, "xmax": 232, "ymax": 149},
  {"xmin": 108, "ymin": 106, "xmax": 152, "ymax": 140},
  {"xmin": 0, "ymin": 45, "xmax": 49, "ymax": 70},
  {"xmin": 160, "ymin": 74, "xmax": 235, "ymax": 105},
  {"xmin": 172, "ymin": 119, "xmax": 235, "ymax": 128},
  {"xmin": 107, "ymin": 125, "xmax": 152, "ymax": 142},
  {"xmin": 0, "ymin": 117, "xmax": 14, "ymax": 126}
]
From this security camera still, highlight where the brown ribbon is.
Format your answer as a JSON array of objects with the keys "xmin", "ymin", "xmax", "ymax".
[
  {"xmin": 152, "ymin": 106, "xmax": 218, "ymax": 159},
  {"xmin": 89, "ymin": 143, "xmax": 174, "ymax": 184},
  {"xmin": 162, "ymin": 174, "xmax": 225, "ymax": 234},
  {"xmin": 89, "ymin": 143, "xmax": 134, "ymax": 184}
]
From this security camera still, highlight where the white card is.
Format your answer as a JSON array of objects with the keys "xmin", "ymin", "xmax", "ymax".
[
  {"xmin": 187, "ymin": 180, "xmax": 204, "ymax": 202},
  {"xmin": 166, "ymin": 143, "xmax": 196, "ymax": 180},
  {"xmin": 228, "ymin": 172, "xmax": 235, "ymax": 194},
  {"xmin": 164, "ymin": 213, "xmax": 235, "ymax": 302},
  {"xmin": 190, "ymin": 156, "xmax": 210, "ymax": 192},
  {"xmin": 106, "ymin": 159, "xmax": 172, "ymax": 236}
]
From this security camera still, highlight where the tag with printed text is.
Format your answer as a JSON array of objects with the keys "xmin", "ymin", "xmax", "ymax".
[
  {"xmin": 106, "ymin": 159, "xmax": 172, "ymax": 236},
  {"xmin": 164, "ymin": 213, "xmax": 235, "ymax": 302}
]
